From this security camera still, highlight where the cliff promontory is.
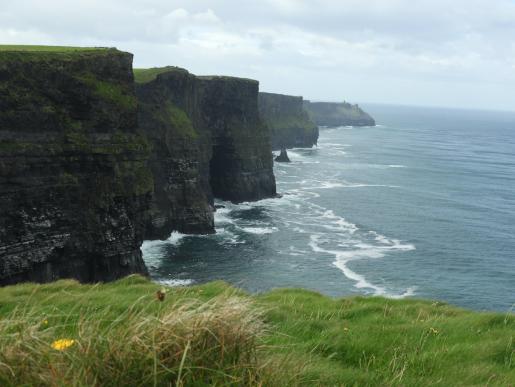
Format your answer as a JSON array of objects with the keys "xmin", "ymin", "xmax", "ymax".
[
  {"xmin": 200, "ymin": 77, "xmax": 276, "ymax": 202},
  {"xmin": 304, "ymin": 100, "xmax": 375, "ymax": 127},
  {"xmin": 0, "ymin": 46, "xmax": 152, "ymax": 285},
  {"xmin": 135, "ymin": 67, "xmax": 276, "ymax": 240},
  {"xmin": 259, "ymin": 92, "xmax": 318, "ymax": 149},
  {"xmin": 135, "ymin": 67, "xmax": 214, "ymax": 239}
]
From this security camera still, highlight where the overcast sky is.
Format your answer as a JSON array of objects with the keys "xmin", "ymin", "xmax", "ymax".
[{"xmin": 1, "ymin": 0, "xmax": 514, "ymax": 111}]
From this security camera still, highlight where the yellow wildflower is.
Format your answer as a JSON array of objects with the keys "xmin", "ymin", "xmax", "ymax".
[
  {"xmin": 51, "ymin": 339, "xmax": 75, "ymax": 351},
  {"xmin": 429, "ymin": 327, "xmax": 439, "ymax": 335},
  {"xmin": 343, "ymin": 327, "xmax": 349, "ymax": 332}
]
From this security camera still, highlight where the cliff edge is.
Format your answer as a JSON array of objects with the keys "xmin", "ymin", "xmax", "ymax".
[{"xmin": 304, "ymin": 100, "xmax": 375, "ymax": 127}]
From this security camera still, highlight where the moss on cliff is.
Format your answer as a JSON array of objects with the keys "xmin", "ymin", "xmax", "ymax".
[
  {"xmin": 166, "ymin": 103, "xmax": 198, "ymax": 139},
  {"xmin": 77, "ymin": 72, "xmax": 137, "ymax": 109}
]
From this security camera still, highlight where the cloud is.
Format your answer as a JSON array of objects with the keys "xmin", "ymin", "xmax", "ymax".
[{"xmin": 0, "ymin": 0, "xmax": 514, "ymax": 110}]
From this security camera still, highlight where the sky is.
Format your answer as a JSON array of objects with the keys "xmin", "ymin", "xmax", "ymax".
[{"xmin": 1, "ymin": 0, "xmax": 514, "ymax": 111}]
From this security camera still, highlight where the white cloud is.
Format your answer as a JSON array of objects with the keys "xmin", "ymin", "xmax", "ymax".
[{"xmin": 0, "ymin": 0, "xmax": 514, "ymax": 110}]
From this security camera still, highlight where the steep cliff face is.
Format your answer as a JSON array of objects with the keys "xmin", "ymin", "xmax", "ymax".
[
  {"xmin": 199, "ymin": 77, "xmax": 276, "ymax": 202},
  {"xmin": 0, "ymin": 46, "xmax": 152, "ymax": 285},
  {"xmin": 135, "ymin": 67, "xmax": 214, "ymax": 239},
  {"xmin": 135, "ymin": 68, "xmax": 276, "ymax": 240},
  {"xmin": 304, "ymin": 101, "xmax": 375, "ymax": 127},
  {"xmin": 258, "ymin": 92, "xmax": 318, "ymax": 150}
]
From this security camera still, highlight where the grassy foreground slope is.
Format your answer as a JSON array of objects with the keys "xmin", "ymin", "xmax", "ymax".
[{"xmin": 0, "ymin": 276, "xmax": 512, "ymax": 386}]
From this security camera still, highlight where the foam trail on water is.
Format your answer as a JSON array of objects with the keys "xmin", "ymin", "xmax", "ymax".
[{"xmin": 309, "ymin": 232, "xmax": 416, "ymax": 298}]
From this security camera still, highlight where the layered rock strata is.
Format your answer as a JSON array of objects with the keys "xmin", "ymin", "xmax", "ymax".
[
  {"xmin": 135, "ymin": 68, "xmax": 276, "ymax": 239},
  {"xmin": 0, "ymin": 47, "xmax": 152, "ymax": 285},
  {"xmin": 135, "ymin": 67, "xmax": 214, "ymax": 239}
]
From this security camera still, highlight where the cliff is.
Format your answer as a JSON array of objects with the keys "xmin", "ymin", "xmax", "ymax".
[
  {"xmin": 0, "ymin": 46, "xmax": 152, "ymax": 285},
  {"xmin": 304, "ymin": 100, "xmax": 375, "ymax": 127},
  {"xmin": 199, "ymin": 77, "xmax": 276, "ymax": 202},
  {"xmin": 258, "ymin": 92, "xmax": 318, "ymax": 149},
  {"xmin": 135, "ymin": 67, "xmax": 214, "ymax": 239},
  {"xmin": 0, "ymin": 48, "xmax": 278, "ymax": 284},
  {"xmin": 135, "ymin": 67, "xmax": 276, "ymax": 239}
]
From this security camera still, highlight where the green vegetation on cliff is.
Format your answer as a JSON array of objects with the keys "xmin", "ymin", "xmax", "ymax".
[
  {"xmin": 0, "ymin": 45, "xmax": 118, "ymax": 62},
  {"xmin": 78, "ymin": 72, "xmax": 137, "ymax": 109},
  {"xmin": 134, "ymin": 67, "xmax": 187, "ymax": 84},
  {"xmin": 0, "ymin": 45, "xmax": 108, "ymax": 52},
  {"xmin": 163, "ymin": 102, "xmax": 198, "ymax": 139},
  {"xmin": 0, "ymin": 277, "xmax": 512, "ymax": 386}
]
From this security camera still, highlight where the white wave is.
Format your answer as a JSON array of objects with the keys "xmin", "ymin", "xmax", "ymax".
[
  {"xmin": 308, "ymin": 234, "xmax": 416, "ymax": 299},
  {"xmin": 214, "ymin": 207, "xmax": 236, "ymax": 226},
  {"xmin": 157, "ymin": 278, "xmax": 194, "ymax": 287},
  {"xmin": 319, "ymin": 210, "xmax": 359, "ymax": 234},
  {"xmin": 388, "ymin": 164, "xmax": 406, "ymax": 168},
  {"xmin": 242, "ymin": 226, "xmax": 278, "ymax": 235},
  {"xmin": 168, "ymin": 231, "xmax": 187, "ymax": 246}
]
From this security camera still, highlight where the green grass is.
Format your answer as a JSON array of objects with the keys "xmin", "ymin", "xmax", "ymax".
[
  {"xmin": 0, "ymin": 45, "xmax": 109, "ymax": 53},
  {"xmin": 0, "ymin": 276, "xmax": 513, "ymax": 386},
  {"xmin": 0, "ymin": 45, "xmax": 121, "ymax": 63},
  {"xmin": 133, "ymin": 67, "xmax": 188, "ymax": 84}
]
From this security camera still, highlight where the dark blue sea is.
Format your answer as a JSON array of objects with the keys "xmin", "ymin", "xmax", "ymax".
[{"xmin": 143, "ymin": 104, "xmax": 515, "ymax": 312}]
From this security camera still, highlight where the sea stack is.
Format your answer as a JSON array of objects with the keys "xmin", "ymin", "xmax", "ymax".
[{"xmin": 275, "ymin": 148, "xmax": 291, "ymax": 162}]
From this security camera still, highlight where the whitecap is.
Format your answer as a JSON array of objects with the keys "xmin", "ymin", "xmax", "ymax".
[
  {"xmin": 242, "ymin": 226, "xmax": 278, "ymax": 235},
  {"xmin": 167, "ymin": 231, "xmax": 187, "ymax": 245},
  {"xmin": 308, "ymin": 233, "xmax": 416, "ymax": 299}
]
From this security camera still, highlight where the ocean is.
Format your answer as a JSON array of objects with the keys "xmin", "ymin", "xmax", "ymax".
[{"xmin": 142, "ymin": 104, "xmax": 515, "ymax": 312}]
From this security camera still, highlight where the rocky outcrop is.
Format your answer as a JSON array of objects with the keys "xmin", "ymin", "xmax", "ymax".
[
  {"xmin": 135, "ymin": 68, "xmax": 276, "ymax": 239},
  {"xmin": 258, "ymin": 92, "xmax": 318, "ymax": 149},
  {"xmin": 303, "ymin": 101, "xmax": 375, "ymax": 127},
  {"xmin": 275, "ymin": 149, "xmax": 290, "ymax": 163},
  {"xmin": 0, "ymin": 47, "xmax": 152, "ymax": 285}
]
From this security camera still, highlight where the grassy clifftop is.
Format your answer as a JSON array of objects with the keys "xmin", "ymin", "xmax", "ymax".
[{"xmin": 0, "ymin": 277, "xmax": 513, "ymax": 386}]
